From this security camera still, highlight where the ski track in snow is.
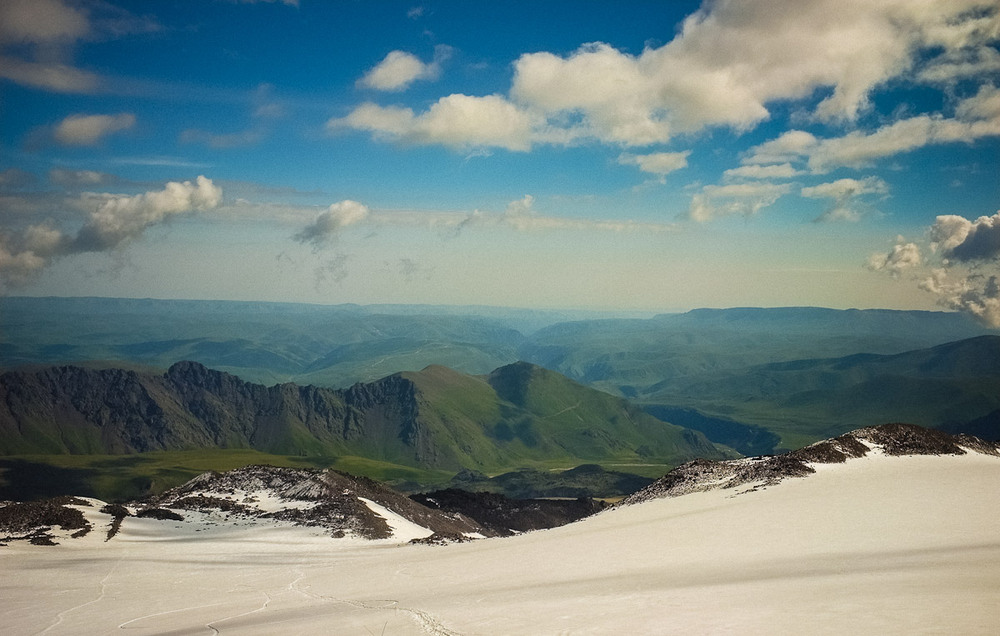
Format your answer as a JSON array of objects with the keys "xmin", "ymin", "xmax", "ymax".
[
  {"xmin": 40, "ymin": 546, "xmax": 124, "ymax": 634},
  {"xmin": 290, "ymin": 571, "xmax": 460, "ymax": 636},
  {"xmin": 337, "ymin": 599, "xmax": 462, "ymax": 636}
]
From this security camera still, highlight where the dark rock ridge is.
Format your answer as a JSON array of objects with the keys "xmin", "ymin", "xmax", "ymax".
[
  {"xmin": 448, "ymin": 463, "xmax": 654, "ymax": 499},
  {"xmin": 411, "ymin": 488, "xmax": 606, "ymax": 537},
  {"xmin": 622, "ymin": 423, "xmax": 1000, "ymax": 505},
  {"xmin": 0, "ymin": 361, "xmax": 422, "ymax": 457}
]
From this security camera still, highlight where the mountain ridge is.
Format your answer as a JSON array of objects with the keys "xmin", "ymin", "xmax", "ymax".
[
  {"xmin": 622, "ymin": 422, "xmax": 1000, "ymax": 505},
  {"xmin": 0, "ymin": 360, "xmax": 725, "ymax": 475}
]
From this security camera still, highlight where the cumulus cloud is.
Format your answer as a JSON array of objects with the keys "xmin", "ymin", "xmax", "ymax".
[
  {"xmin": 687, "ymin": 182, "xmax": 792, "ymax": 222},
  {"xmin": 53, "ymin": 113, "xmax": 135, "ymax": 146},
  {"xmin": 870, "ymin": 210, "xmax": 1000, "ymax": 327},
  {"xmin": 295, "ymin": 200, "xmax": 370, "ymax": 246},
  {"xmin": 802, "ymin": 176, "xmax": 888, "ymax": 222},
  {"xmin": 330, "ymin": 94, "xmax": 537, "ymax": 151},
  {"xmin": 866, "ymin": 238, "xmax": 922, "ymax": 277},
  {"xmin": 358, "ymin": 46, "xmax": 450, "ymax": 91},
  {"xmin": 73, "ymin": 176, "xmax": 222, "ymax": 251},
  {"xmin": 930, "ymin": 212, "xmax": 1000, "ymax": 262},
  {"xmin": 0, "ymin": 176, "xmax": 222, "ymax": 289},
  {"xmin": 336, "ymin": 2, "xmax": 998, "ymax": 153},
  {"xmin": 510, "ymin": 1, "xmax": 999, "ymax": 145},
  {"xmin": 917, "ymin": 268, "xmax": 1000, "ymax": 328},
  {"xmin": 618, "ymin": 151, "xmax": 690, "ymax": 180}
]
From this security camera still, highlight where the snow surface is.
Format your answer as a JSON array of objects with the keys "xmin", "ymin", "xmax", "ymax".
[
  {"xmin": 358, "ymin": 496, "xmax": 434, "ymax": 542},
  {"xmin": 3, "ymin": 452, "xmax": 999, "ymax": 635}
]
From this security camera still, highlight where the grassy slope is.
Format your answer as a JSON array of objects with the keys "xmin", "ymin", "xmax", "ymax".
[
  {"xmin": 402, "ymin": 362, "xmax": 727, "ymax": 473},
  {"xmin": 643, "ymin": 336, "xmax": 1000, "ymax": 450},
  {"xmin": 0, "ymin": 450, "xmax": 457, "ymax": 503}
]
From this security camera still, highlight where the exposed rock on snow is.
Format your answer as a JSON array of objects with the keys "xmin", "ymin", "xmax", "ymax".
[
  {"xmin": 145, "ymin": 465, "xmax": 486, "ymax": 540},
  {"xmin": 411, "ymin": 488, "xmax": 607, "ymax": 536},
  {"xmin": 0, "ymin": 497, "xmax": 94, "ymax": 545},
  {"xmin": 623, "ymin": 423, "xmax": 1000, "ymax": 504}
]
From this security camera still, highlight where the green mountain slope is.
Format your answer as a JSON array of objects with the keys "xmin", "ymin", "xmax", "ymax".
[
  {"xmin": 641, "ymin": 335, "xmax": 1000, "ymax": 450},
  {"xmin": 0, "ymin": 361, "xmax": 727, "ymax": 475}
]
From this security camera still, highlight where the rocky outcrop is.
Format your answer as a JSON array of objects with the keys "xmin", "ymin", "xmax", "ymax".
[
  {"xmin": 622, "ymin": 423, "xmax": 1000, "ymax": 505},
  {"xmin": 0, "ymin": 497, "xmax": 93, "ymax": 545},
  {"xmin": 411, "ymin": 488, "xmax": 606, "ymax": 536},
  {"xmin": 146, "ymin": 465, "xmax": 487, "ymax": 540}
]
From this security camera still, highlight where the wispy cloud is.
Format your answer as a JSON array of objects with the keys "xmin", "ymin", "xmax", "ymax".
[
  {"xmin": 802, "ymin": 176, "xmax": 889, "ymax": 222},
  {"xmin": 0, "ymin": 0, "xmax": 159, "ymax": 94},
  {"xmin": 743, "ymin": 85, "xmax": 1000, "ymax": 174},
  {"xmin": 687, "ymin": 182, "xmax": 792, "ymax": 223},
  {"xmin": 53, "ymin": 113, "xmax": 135, "ymax": 146}
]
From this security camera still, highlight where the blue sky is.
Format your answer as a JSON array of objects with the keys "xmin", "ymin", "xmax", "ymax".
[{"xmin": 1, "ymin": 1, "xmax": 999, "ymax": 323}]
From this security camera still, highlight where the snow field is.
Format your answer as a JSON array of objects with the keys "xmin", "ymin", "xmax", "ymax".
[{"xmin": 2, "ymin": 452, "xmax": 998, "ymax": 635}]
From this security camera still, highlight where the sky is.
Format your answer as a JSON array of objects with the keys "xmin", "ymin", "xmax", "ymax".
[{"xmin": 1, "ymin": 0, "xmax": 999, "ymax": 323}]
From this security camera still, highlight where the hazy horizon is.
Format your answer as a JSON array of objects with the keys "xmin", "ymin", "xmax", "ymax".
[{"xmin": 1, "ymin": 1, "xmax": 998, "ymax": 321}]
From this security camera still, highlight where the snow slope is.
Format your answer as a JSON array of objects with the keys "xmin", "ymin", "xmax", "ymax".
[{"xmin": 3, "ymin": 451, "xmax": 999, "ymax": 635}]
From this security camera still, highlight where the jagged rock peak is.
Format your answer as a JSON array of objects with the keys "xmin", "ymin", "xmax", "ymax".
[{"xmin": 622, "ymin": 423, "xmax": 1000, "ymax": 506}]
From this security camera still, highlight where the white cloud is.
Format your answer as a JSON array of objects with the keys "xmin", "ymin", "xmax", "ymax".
[
  {"xmin": 0, "ymin": 0, "xmax": 159, "ymax": 94},
  {"xmin": 741, "ymin": 85, "xmax": 1000, "ymax": 173},
  {"xmin": 919, "ymin": 46, "xmax": 1000, "ymax": 84},
  {"xmin": 723, "ymin": 163, "xmax": 802, "ymax": 180},
  {"xmin": 930, "ymin": 212, "xmax": 1000, "ymax": 262},
  {"xmin": 448, "ymin": 195, "xmax": 679, "ymax": 235},
  {"xmin": 0, "ymin": 55, "xmax": 99, "ymax": 93},
  {"xmin": 870, "ymin": 211, "xmax": 1000, "ymax": 327},
  {"xmin": 0, "ymin": 168, "xmax": 37, "ymax": 190},
  {"xmin": 330, "ymin": 94, "xmax": 537, "ymax": 151},
  {"xmin": 74, "ymin": 176, "xmax": 222, "ymax": 251},
  {"xmin": 0, "ymin": 0, "xmax": 89, "ymax": 44},
  {"xmin": 506, "ymin": 0, "xmax": 1000, "ymax": 146},
  {"xmin": 918, "ymin": 268, "xmax": 1000, "ymax": 328},
  {"xmin": 336, "ymin": 2, "xmax": 999, "ymax": 153},
  {"xmin": 295, "ymin": 200, "xmax": 371, "ymax": 246},
  {"xmin": 866, "ymin": 239, "xmax": 922, "ymax": 276},
  {"xmin": 743, "ymin": 131, "xmax": 819, "ymax": 166},
  {"xmin": 358, "ymin": 49, "xmax": 446, "ymax": 91},
  {"xmin": 618, "ymin": 151, "xmax": 690, "ymax": 179},
  {"xmin": 0, "ymin": 177, "xmax": 222, "ymax": 289},
  {"xmin": 53, "ymin": 113, "xmax": 135, "ymax": 146},
  {"xmin": 49, "ymin": 169, "xmax": 118, "ymax": 188},
  {"xmin": 687, "ymin": 182, "xmax": 792, "ymax": 222},
  {"xmin": 511, "ymin": 43, "xmax": 673, "ymax": 146},
  {"xmin": 802, "ymin": 177, "xmax": 888, "ymax": 222}
]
